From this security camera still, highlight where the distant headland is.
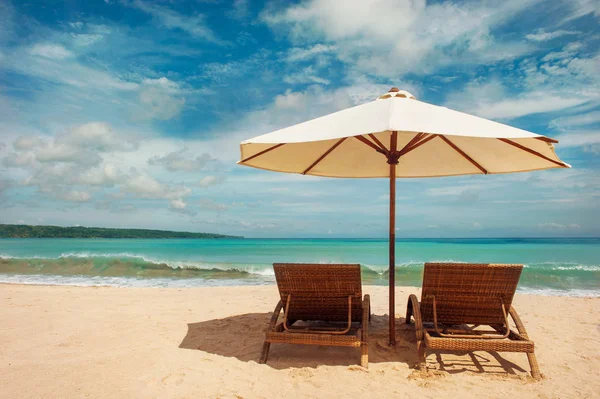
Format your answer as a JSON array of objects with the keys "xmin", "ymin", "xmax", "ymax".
[{"xmin": 0, "ymin": 224, "xmax": 242, "ymax": 239}]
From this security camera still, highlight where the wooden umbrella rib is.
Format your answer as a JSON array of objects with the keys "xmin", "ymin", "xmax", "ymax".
[
  {"xmin": 390, "ymin": 131, "xmax": 398, "ymax": 153},
  {"xmin": 240, "ymin": 143, "xmax": 286, "ymax": 163},
  {"xmin": 498, "ymin": 138, "xmax": 567, "ymax": 167},
  {"xmin": 440, "ymin": 135, "xmax": 488, "ymax": 175},
  {"xmin": 398, "ymin": 132, "xmax": 425, "ymax": 155},
  {"xmin": 302, "ymin": 138, "xmax": 347, "ymax": 175},
  {"xmin": 398, "ymin": 134, "xmax": 438, "ymax": 157},
  {"xmin": 368, "ymin": 133, "xmax": 389, "ymax": 153},
  {"xmin": 354, "ymin": 135, "xmax": 387, "ymax": 155},
  {"xmin": 535, "ymin": 136, "xmax": 559, "ymax": 144}
]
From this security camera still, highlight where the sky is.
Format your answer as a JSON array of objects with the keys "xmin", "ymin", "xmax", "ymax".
[{"xmin": 0, "ymin": 0, "xmax": 599, "ymax": 238}]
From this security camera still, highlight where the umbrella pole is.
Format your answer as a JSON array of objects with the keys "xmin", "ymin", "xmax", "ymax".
[{"xmin": 388, "ymin": 160, "xmax": 397, "ymax": 347}]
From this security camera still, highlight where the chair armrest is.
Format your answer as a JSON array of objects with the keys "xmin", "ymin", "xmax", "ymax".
[
  {"xmin": 362, "ymin": 294, "xmax": 370, "ymax": 342},
  {"xmin": 267, "ymin": 300, "xmax": 284, "ymax": 331},
  {"xmin": 509, "ymin": 306, "xmax": 530, "ymax": 340},
  {"xmin": 407, "ymin": 294, "xmax": 423, "ymax": 341}
]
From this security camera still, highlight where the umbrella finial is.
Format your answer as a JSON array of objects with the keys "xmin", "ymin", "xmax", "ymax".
[{"xmin": 378, "ymin": 88, "xmax": 416, "ymax": 100}]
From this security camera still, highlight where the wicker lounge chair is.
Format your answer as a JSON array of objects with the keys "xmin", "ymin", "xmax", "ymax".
[
  {"xmin": 405, "ymin": 263, "xmax": 541, "ymax": 379},
  {"xmin": 259, "ymin": 263, "xmax": 370, "ymax": 367}
]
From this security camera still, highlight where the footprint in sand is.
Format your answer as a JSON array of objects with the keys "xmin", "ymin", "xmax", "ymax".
[{"xmin": 161, "ymin": 372, "xmax": 186, "ymax": 385}]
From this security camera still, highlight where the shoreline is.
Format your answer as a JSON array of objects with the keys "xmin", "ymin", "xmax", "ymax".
[
  {"xmin": 2, "ymin": 283, "xmax": 599, "ymax": 398},
  {"xmin": 1, "ymin": 280, "xmax": 599, "ymax": 298}
]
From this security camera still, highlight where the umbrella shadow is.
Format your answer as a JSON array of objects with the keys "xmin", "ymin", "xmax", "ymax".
[{"xmin": 179, "ymin": 312, "xmax": 528, "ymax": 376}]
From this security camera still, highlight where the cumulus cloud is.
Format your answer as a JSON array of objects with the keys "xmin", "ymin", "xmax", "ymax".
[
  {"xmin": 138, "ymin": 78, "xmax": 186, "ymax": 120},
  {"xmin": 35, "ymin": 144, "xmax": 103, "ymax": 166},
  {"xmin": 2, "ymin": 152, "xmax": 35, "ymax": 168},
  {"xmin": 56, "ymin": 190, "xmax": 92, "ymax": 202},
  {"xmin": 148, "ymin": 149, "xmax": 219, "ymax": 172},
  {"xmin": 72, "ymin": 164, "xmax": 123, "ymax": 186},
  {"xmin": 170, "ymin": 198, "xmax": 187, "ymax": 209},
  {"xmin": 8, "ymin": 123, "xmax": 138, "ymax": 169},
  {"xmin": 121, "ymin": 172, "xmax": 191, "ymax": 200},
  {"xmin": 197, "ymin": 175, "xmax": 226, "ymax": 187},
  {"xmin": 57, "ymin": 122, "xmax": 138, "ymax": 152},
  {"xmin": 13, "ymin": 136, "xmax": 46, "ymax": 151}
]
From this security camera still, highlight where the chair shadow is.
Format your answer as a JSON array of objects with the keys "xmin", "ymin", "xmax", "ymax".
[{"xmin": 179, "ymin": 312, "xmax": 527, "ymax": 375}]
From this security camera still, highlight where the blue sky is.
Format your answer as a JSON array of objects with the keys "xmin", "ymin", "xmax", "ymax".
[{"xmin": 0, "ymin": 0, "xmax": 598, "ymax": 238}]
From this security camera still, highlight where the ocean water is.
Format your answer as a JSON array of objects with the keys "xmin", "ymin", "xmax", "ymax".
[{"xmin": 0, "ymin": 238, "xmax": 599, "ymax": 296}]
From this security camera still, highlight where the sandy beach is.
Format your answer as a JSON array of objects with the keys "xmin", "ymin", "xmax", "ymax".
[{"xmin": 1, "ymin": 284, "xmax": 598, "ymax": 398}]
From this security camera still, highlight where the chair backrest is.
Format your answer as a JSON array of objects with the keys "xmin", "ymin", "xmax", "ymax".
[
  {"xmin": 273, "ymin": 263, "xmax": 363, "ymax": 322},
  {"xmin": 420, "ymin": 263, "xmax": 523, "ymax": 326}
]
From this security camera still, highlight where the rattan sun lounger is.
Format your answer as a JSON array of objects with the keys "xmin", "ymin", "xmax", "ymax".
[
  {"xmin": 259, "ymin": 263, "xmax": 370, "ymax": 367},
  {"xmin": 405, "ymin": 262, "xmax": 541, "ymax": 379}
]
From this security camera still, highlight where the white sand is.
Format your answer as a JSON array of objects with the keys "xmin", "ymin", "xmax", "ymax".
[{"xmin": 1, "ymin": 284, "xmax": 599, "ymax": 398}]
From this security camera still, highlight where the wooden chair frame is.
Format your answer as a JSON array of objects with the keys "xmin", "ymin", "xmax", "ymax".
[
  {"xmin": 405, "ymin": 263, "xmax": 541, "ymax": 380},
  {"xmin": 259, "ymin": 263, "xmax": 370, "ymax": 367}
]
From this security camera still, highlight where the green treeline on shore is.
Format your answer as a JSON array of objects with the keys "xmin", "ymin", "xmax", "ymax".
[{"xmin": 0, "ymin": 224, "xmax": 242, "ymax": 239}]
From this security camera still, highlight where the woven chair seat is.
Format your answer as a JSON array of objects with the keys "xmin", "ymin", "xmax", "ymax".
[
  {"xmin": 266, "ymin": 329, "xmax": 362, "ymax": 347},
  {"xmin": 425, "ymin": 332, "xmax": 534, "ymax": 353}
]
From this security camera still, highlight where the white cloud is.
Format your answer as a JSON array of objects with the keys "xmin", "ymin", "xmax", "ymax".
[
  {"xmin": 29, "ymin": 44, "xmax": 74, "ymax": 59},
  {"xmin": 227, "ymin": 0, "xmax": 250, "ymax": 21},
  {"xmin": 130, "ymin": 0, "xmax": 224, "ymax": 44},
  {"xmin": 446, "ymin": 80, "xmax": 590, "ymax": 120},
  {"xmin": 148, "ymin": 149, "xmax": 219, "ymax": 172},
  {"xmin": 262, "ymin": 0, "xmax": 541, "ymax": 76},
  {"xmin": 525, "ymin": 29, "xmax": 579, "ymax": 42},
  {"xmin": 556, "ymin": 131, "xmax": 600, "ymax": 148},
  {"xmin": 13, "ymin": 136, "xmax": 46, "ymax": 151},
  {"xmin": 71, "ymin": 33, "xmax": 105, "ymax": 47},
  {"xmin": 57, "ymin": 190, "xmax": 92, "ymax": 202},
  {"xmin": 550, "ymin": 111, "xmax": 600, "ymax": 129},
  {"xmin": 198, "ymin": 175, "xmax": 226, "ymax": 187},
  {"xmin": 2, "ymin": 152, "xmax": 35, "ymax": 168},
  {"xmin": 283, "ymin": 66, "xmax": 330, "ymax": 85},
  {"xmin": 72, "ymin": 164, "xmax": 123, "ymax": 186},
  {"xmin": 286, "ymin": 44, "xmax": 336, "ymax": 62},
  {"xmin": 6, "ymin": 45, "xmax": 139, "ymax": 92},
  {"xmin": 57, "ymin": 122, "xmax": 138, "ymax": 152},
  {"xmin": 138, "ymin": 77, "xmax": 186, "ymax": 120},
  {"xmin": 560, "ymin": 0, "xmax": 600, "ymax": 24},
  {"xmin": 121, "ymin": 173, "xmax": 191, "ymax": 200},
  {"xmin": 169, "ymin": 198, "xmax": 187, "ymax": 209},
  {"xmin": 35, "ymin": 144, "xmax": 102, "ymax": 166}
]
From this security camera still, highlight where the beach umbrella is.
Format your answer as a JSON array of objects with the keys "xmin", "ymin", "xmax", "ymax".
[{"xmin": 238, "ymin": 87, "xmax": 570, "ymax": 346}]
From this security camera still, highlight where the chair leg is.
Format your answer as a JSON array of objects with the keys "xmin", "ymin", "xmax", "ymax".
[
  {"xmin": 360, "ymin": 343, "xmax": 368, "ymax": 368},
  {"xmin": 416, "ymin": 340, "xmax": 426, "ymax": 368},
  {"xmin": 259, "ymin": 342, "xmax": 271, "ymax": 364},
  {"xmin": 527, "ymin": 352, "xmax": 542, "ymax": 380}
]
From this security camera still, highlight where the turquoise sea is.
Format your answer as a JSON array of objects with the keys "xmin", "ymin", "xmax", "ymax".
[{"xmin": 0, "ymin": 238, "xmax": 599, "ymax": 296}]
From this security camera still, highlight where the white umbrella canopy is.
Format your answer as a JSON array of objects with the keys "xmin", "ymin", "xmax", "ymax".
[{"xmin": 238, "ymin": 88, "xmax": 570, "ymax": 346}]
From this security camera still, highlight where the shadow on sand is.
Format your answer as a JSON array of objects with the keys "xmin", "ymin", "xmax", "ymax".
[{"xmin": 179, "ymin": 312, "xmax": 527, "ymax": 375}]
